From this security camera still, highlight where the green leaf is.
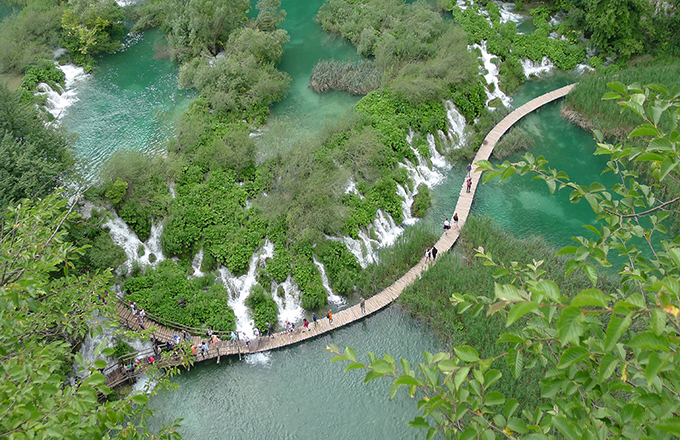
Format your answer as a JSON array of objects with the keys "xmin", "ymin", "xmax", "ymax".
[
  {"xmin": 507, "ymin": 417, "xmax": 528, "ymax": 434},
  {"xmin": 94, "ymin": 359, "xmax": 107, "ymax": 370},
  {"xmin": 494, "ymin": 283, "xmax": 526, "ymax": 302},
  {"xmin": 503, "ymin": 399, "xmax": 519, "ymax": 419},
  {"xmin": 484, "ymin": 391, "xmax": 505, "ymax": 406},
  {"xmin": 437, "ymin": 360, "xmax": 458, "ymax": 372},
  {"xmin": 484, "ymin": 369, "xmax": 502, "ymax": 388},
  {"xmin": 364, "ymin": 370, "xmax": 383, "ymax": 384},
  {"xmin": 408, "ymin": 417, "xmax": 430, "ymax": 429},
  {"xmin": 604, "ymin": 314, "xmax": 632, "ymax": 352},
  {"xmin": 371, "ymin": 360, "xmax": 395, "ymax": 374},
  {"xmin": 454, "ymin": 346, "xmax": 480, "ymax": 363},
  {"xmin": 506, "ymin": 302, "xmax": 539, "ymax": 327},
  {"xmin": 626, "ymin": 331, "xmax": 669, "ymax": 351},
  {"xmin": 557, "ymin": 346, "xmax": 589, "ymax": 369},
  {"xmin": 628, "ymin": 124, "xmax": 659, "ymax": 138},
  {"xmin": 583, "ymin": 263, "xmax": 597, "ymax": 285},
  {"xmin": 131, "ymin": 393, "xmax": 149, "ymax": 405},
  {"xmin": 555, "ymin": 246, "xmax": 578, "ymax": 256},
  {"xmin": 453, "ymin": 366, "xmax": 469, "ymax": 391},
  {"xmin": 394, "ymin": 375, "xmax": 420, "ymax": 387},
  {"xmin": 344, "ymin": 346, "xmax": 356, "ymax": 362},
  {"xmin": 344, "ymin": 362, "xmax": 366, "ymax": 373},
  {"xmin": 645, "ymin": 352, "xmax": 665, "ymax": 386},
  {"xmin": 655, "ymin": 419, "xmax": 680, "ymax": 434},
  {"xmin": 606, "ymin": 82, "xmax": 626, "ymax": 96},
  {"xmin": 497, "ymin": 333, "xmax": 525, "ymax": 344},
  {"xmin": 556, "ymin": 307, "xmax": 583, "ymax": 346},
  {"xmin": 650, "ymin": 308, "xmax": 666, "ymax": 336},
  {"xmin": 571, "ymin": 289, "xmax": 608, "ymax": 308},
  {"xmin": 552, "ymin": 416, "xmax": 579, "ymax": 440},
  {"xmin": 597, "ymin": 353, "xmax": 618, "ymax": 381}
]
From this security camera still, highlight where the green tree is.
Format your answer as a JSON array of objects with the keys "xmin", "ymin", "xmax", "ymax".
[
  {"xmin": 165, "ymin": 0, "xmax": 249, "ymax": 59},
  {"xmin": 0, "ymin": 84, "xmax": 75, "ymax": 210},
  {"xmin": 0, "ymin": 192, "xmax": 183, "ymax": 438},
  {"xmin": 328, "ymin": 82, "xmax": 680, "ymax": 438},
  {"xmin": 59, "ymin": 0, "xmax": 124, "ymax": 71}
]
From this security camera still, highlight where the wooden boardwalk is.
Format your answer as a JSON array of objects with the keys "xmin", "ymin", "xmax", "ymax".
[{"xmin": 113, "ymin": 84, "xmax": 576, "ymax": 368}]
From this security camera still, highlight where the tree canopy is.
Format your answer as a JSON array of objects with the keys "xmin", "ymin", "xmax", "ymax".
[
  {"xmin": 329, "ymin": 83, "xmax": 680, "ymax": 439},
  {"xmin": 0, "ymin": 84, "xmax": 75, "ymax": 211}
]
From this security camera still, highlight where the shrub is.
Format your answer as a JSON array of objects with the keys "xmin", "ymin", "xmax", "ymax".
[
  {"xmin": 410, "ymin": 184, "xmax": 432, "ymax": 218},
  {"xmin": 245, "ymin": 284, "xmax": 278, "ymax": 333}
]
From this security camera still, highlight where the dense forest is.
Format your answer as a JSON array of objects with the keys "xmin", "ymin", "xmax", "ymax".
[{"xmin": 1, "ymin": 0, "xmax": 680, "ymax": 437}]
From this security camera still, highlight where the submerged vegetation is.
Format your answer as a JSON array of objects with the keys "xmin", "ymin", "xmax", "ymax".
[{"xmin": 310, "ymin": 59, "xmax": 382, "ymax": 95}]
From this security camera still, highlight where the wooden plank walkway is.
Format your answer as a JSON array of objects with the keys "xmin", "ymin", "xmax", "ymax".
[{"xmin": 113, "ymin": 84, "xmax": 576, "ymax": 367}]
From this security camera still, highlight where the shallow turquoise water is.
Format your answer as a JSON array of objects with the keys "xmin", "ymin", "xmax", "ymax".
[
  {"xmin": 60, "ymin": 29, "xmax": 195, "ymax": 173},
  {"xmin": 148, "ymin": 307, "xmax": 438, "ymax": 439}
]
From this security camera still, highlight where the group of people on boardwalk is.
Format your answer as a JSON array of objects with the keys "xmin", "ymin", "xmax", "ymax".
[{"xmin": 129, "ymin": 301, "xmax": 146, "ymax": 329}]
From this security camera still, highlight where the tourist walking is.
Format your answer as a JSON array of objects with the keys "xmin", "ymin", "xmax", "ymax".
[
  {"xmin": 212, "ymin": 334, "xmax": 219, "ymax": 346},
  {"xmin": 425, "ymin": 248, "xmax": 431, "ymax": 261},
  {"xmin": 443, "ymin": 218, "xmax": 451, "ymax": 234},
  {"xmin": 328, "ymin": 310, "xmax": 333, "ymax": 325},
  {"xmin": 432, "ymin": 246, "xmax": 438, "ymax": 260},
  {"xmin": 206, "ymin": 327, "xmax": 213, "ymax": 339},
  {"xmin": 267, "ymin": 322, "xmax": 274, "ymax": 338},
  {"xmin": 312, "ymin": 312, "xmax": 317, "ymax": 328},
  {"xmin": 130, "ymin": 301, "xmax": 137, "ymax": 316},
  {"xmin": 173, "ymin": 334, "xmax": 180, "ymax": 345},
  {"xmin": 201, "ymin": 341, "xmax": 209, "ymax": 358},
  {"xmin": 466, "ymin": 178, "xmax": 472, "ymax": 193},
  {"xmin": 303, "ymin": 318, "xmax": 309, "ymax": 332},
  {"xmin": 453, "ymin": 212, "xmax": 459, "ymax": 228},
  {"xmin": 466, "ymin": 163, "xmax": 472, "ymax": 178},
  {"xmin": 182, "ymin": 329, "xmax": 189, "ymax": 342},
  {"xmin": 360, "ymin": 296, "xmax": 366, "ymax": 314}
]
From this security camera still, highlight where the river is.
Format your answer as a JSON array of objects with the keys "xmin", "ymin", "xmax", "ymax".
[{"xmin": 52, "ymin": 0, "xmax": 612, "ymax": 438}]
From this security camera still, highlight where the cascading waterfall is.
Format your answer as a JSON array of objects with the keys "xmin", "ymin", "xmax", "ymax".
[
  {"xmin": 441, "ymin": 101, "xmax": 468, "ymax": 148},
  {"xmin": 521, "ymin": 57, "xmax": 556, "ymax": 77},
  {"xmin": 313, "ymin": 257, "xmax": 347, "ymax": 306},
  {"xmin": 36, "ymin": 63, "xmax": 87, "ymax": 120},
  {"xmin": 271, "ymin": 276, "xmax": 305, "ymax": 326},
  {"xmin": 471, "ymin": 41, "xmax": 513, "ymax": 107},
  {"xmin": 219, "ymin": 240, "xmax": 304, "ymax": 337},
  {"xmin": 495, "ymin": 1, "xmax": 525, "ymax": 24},
  {"xmin": 191, "ymin": 249, "xmax": 205, "ymax": 277},
  {"xmin": 103, "ymin": 213, "xmax": 165, "ymax": 274}
]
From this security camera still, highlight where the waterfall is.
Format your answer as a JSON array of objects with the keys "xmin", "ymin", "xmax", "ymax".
[
  {"xmin": 313, "ymin": 257, "xmax": 347, "ymax": 306},
  {"xmin": 36, "ymin": 63, "xmax": 87, "ymax": 120},
  {"xmin": 471, "ymin": 41, "xmax": 512, "ymax": 108},
  {"xmin": 103, "ymin": 213, "xmax": 166, "ymax": 274},
  {"xmin": 442, "ymin": 101, "xmax": 468, "ymax": 149},
  {"xmin": 521, "ymin": 57, "xmax": 556, "ymax": 77},
  {"xmin": 271, "ymin": 276, "xmax": 305, "ymax": 326},
  {"xmin": 494, "ymin": 1, "xmax": 525, "ymax": 24},
  {"xmin": 191, "ymin": 249, "xmax": 205, "ymax": 277},
  {"xmin": 218, "ymin": 241, "xmax": 276, "ymax": 338}
]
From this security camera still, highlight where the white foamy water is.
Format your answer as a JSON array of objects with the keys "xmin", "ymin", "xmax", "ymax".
[
  {"xmin": 313, "ymin": 257, "xmax": 347, "ymax": 306},
  {"xmin": 521, "ymin": 57, "xmax": 555, "ymax": 77},
  {"xmin": 36, "ymin": 63, "xmax": 88, "ymax": 120},
  {"xmin": 245, "ymin": 352, "xmax": 271, "ymax": 365},
  {"xmin": 272, "ymin": 276, "xmax": 305, "ymax": 326},
  {"xmin": 191, "ymin": 249, "xmax": 205, "ymax": 277},
  {"xmin": 471, "ymin": 41, "xmax": 512, "ymax": 108},
  {"xmin": 218, "ymin": 241, "xmax": 303, "ymax": 338},
  {"xmin": 103, "ymin": 213, "xmax": 165, "ymax": 274},
  {"xmin": 495, "ymin": 1, "xmax": 524, "ymax": 24},
  {"xmin": 442, "ymin": 101, "xmax": 468, "ymax": 148}
]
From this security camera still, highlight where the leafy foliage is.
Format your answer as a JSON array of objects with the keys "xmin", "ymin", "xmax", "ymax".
[
  {"xmin": 410, "ymin": 183, "xmax": 432, "ymax": 218},
  {"xmin": 124, "ymin": 259, "xmax": 236, "ymax": 332},
  {"xmin": 315, "ymin": 239, "xmax": 361, "ymax": 297},
  {"xmin": 329, "ymin": 83, "xmax": 680, "ymax": 439},
  {"xmin": 310, "ymin": 58, "xmax": 383, "ymax": 95},
  {"xmin": 0, "ymin": 84, "xmax": 75, "ymax": 210},
  {"xmin": 59, "ymin": 0, "xmax": 124, "ymax": 71},
  {"xmin": 0, "ymin": 192, "xmax": 183, "ymax": 439},
  {"xmin": 245, "ymin": 284, "xmax": 278, "ymax": 333},
  {"xmin": 97, "ymin": 149, "xmax": 171, "ymax": 242},
  {"xmin": 65, "ymin": 208, "xmax": 127, "ymax": 273},
  {"xmin": 0, "ymin": 1, "xmax": 63, "ymax": 74}
]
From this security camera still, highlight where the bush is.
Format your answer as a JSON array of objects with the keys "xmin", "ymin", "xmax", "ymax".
[
  {"xmin": 311, "ymin": 59, "xmax": 383, "ymax": 95},
  {"xmin": 124, "ymin": 259, "xmax": 236, "ymax": 332},
  {"xmin": 315, "ymin": 239, "xmax": 361, "ymax": 297},
  {"xmin": 245, "ymin": 284, "xmax": 278, "ymax": 333},
  {"xmin": 410, "ymin": 184, "xmax": 432, "ymax": 218}
]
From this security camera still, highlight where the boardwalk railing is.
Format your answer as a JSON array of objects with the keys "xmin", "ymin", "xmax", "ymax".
[{"xmin": 108, "ymin": 84, "xmax": 576, "ymax": 383}]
